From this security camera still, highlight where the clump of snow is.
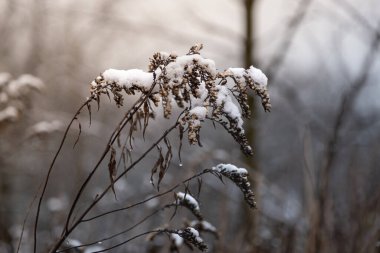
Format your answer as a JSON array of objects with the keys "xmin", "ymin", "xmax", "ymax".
[
  {"xmin": 166, "ymin": 54, "xmax": 216, "ymax": 81},
  {"xmin": 246, "ymin": 66, "xmax": 268, "ymax": 88},
  {"xmin": 171, "ymin": 233, "xmax": 184, "ymax": 247},
  {"xmin": 215, "ymin": 85, "xmax": 243, "ymax": 128},
  {"xmin": 227, "ymin": 67, "xmax": 245, "ymax": 77},
  {"xmin": 227, "ymin": 66, "xmax": 268, "ymax": 88},
  {"xmin": 29, "ymin": 120, "xmax": 63, "ymax": 135},
  {"xmin": 175, "ymin": 192, "xmax": 200, "ymax": 211},
  {"xmin": 188, "ymin": 227, "xmax": 200, "ymax": 237},
  {"xmin": 213, "ymin": 163, "xmax": 248, "ymax": 176},
  {"xmin": 7, "ymin": 74, "xmax": 44, "ymax": 97},
  {"xmin": 189, "ymin": 106, "xmax": 207, "ymax": 120},
  {"xmin": 190, "ymin": 220, "xmax": 217, "ymax": 232},
  {"xmin": 187, "ymin": 227, "xmax": 203, "ymax": 243},
  {"xmin": 0, "ymin": 106, "xmax": 19, "ymax": 122},
  {"xmin": 102, "ymin": 69, "xmax": 154, "ymax": 90}
]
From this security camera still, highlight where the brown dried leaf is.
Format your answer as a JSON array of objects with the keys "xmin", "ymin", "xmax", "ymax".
[
  {"xmin": 143, "ymin": 101, "xmax": 150, "ymax": 139},
  {"xmin": 86, "ymin": 101, "xmax": 92, "ymax": 127},
  {"xmin": 158, "ymin": 137, "xmax": 172, "ymax": 189},
  {"xmin": 178, "ymin": 124, "xmax": 184, "ymax": 164},
  {"xmin": 108, "ymin": 147, "xmax": 117, "ymax": 199},
  {"xmin": 150, "ymin": 146, "xmax": 164, "ymax": 187},
  {"xmin": 73, "ymin": 117, "xmax": 81, "ymax": 148},
  {"xmin": 128, "ymin": 116, "xmax": 135, "ymax": 149}
]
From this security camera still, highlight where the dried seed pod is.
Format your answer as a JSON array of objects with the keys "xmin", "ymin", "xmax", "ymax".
[
  {"xmin": 213, "ymin": 164, "xmax": 256, "ymax": 208},
  {"xmin": 174, "ymin": 192, "xmax": 203, "ymax": 220},
  {"xmin": 177, "ymin": 227, "xmax": 208, "ymax": 252}
]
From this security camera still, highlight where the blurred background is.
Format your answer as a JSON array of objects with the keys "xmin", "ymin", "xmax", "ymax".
[{"xmin": 0, "ymin": 0, "xmax": 379, "ymax": 252}]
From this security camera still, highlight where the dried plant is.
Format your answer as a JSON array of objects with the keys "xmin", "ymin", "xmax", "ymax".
[
  {"xmin": 29, "ymin": 44, "xmax": 270, "ymax": 253},
  {"xmin": 0, "ymin": 73, "xmax": 44, "ymax": 126}
]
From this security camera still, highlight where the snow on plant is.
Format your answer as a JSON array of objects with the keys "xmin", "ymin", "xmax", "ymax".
[
  {"xmin": 0, "ymin": 73, "xmax": 44, "ymax": 125},
  {"xmin": 30, "ymin": 44, "xmax": 271, "ymax": 253},
  {"xmin": 212, "ymin": 163, "xmax": 256, "ymax": 208},
  {"xmin": 177, "ymin": 227, "xmax": 207, "ymax": 252},
  {"xmin": 90, "ymin": 43, "xmax": 270, "ymax": 155},
  {"xmin": 174, "ymin": 191, "xmax": 203, "ymax": 220}
]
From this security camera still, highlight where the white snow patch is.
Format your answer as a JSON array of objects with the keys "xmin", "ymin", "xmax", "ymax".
[
  {"xmin": 187, "ymin": 227, "xmax": 203, "ymax": 243},
  {"xmin": 176, "ymin": 192, "xmax": 200, "ymax": 211},
  {"xmin": 190, "ymin": 220, "xmax": 217, "ymax": 232},
  {"xmin": 216, "ymin": 85, "xmax": 243, "ymax": 128},
  {"xmin": 189, "ymin": 106, "xmax": 207, "ymax": 120},
  {"xmin": 0, "ymin": 106, "xmax": 19, "ymax": 122},
  {"xmin": 213, "ymin": 163, "xmax": 248, "ymax": 176},
  {"xmin": 227, "ymin": 67, "xmax": 245, "ymax": 77},
  {"xmin": 171, "ymin": 233, "xmax": 184, "ymax": 247},
  {"xmin": 246, "ymin": 66, "xmax": 268, "ymax": 88},
  {"xmin": 102, "ymin": 69, "xmax": 154, "ymax": 90}
]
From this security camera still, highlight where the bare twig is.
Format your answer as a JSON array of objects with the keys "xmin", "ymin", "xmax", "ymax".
[
  {"xmin": 315, "ymin": 23, "xmax": 380, "ymax": 252},
  {"xmin": 33, "ymin": 98, "xmax": 92, "ymax": 253}
]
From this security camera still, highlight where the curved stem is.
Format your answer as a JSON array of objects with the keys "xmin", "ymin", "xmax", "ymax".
[
  {"xmin": 63, "ymin": 82, "xmax": 159, "ymax": 233},
  {"xmin": 33, "ymin": 99, "xmax": 91, "ymax": 253},
  {"xmin": 49, "ymin": 120, "xmax": 180, "ymax": 253}
]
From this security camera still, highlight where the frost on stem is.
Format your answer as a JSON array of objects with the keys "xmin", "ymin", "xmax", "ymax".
[
  {"xmin": 89, "ymin": 44, "xmax": 270, "ymax": 156},
  {"xmin": 212, "ymin": 163, "xmax": 256, "ymax": 208}
]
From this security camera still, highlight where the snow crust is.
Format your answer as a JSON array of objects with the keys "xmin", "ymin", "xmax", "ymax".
[
  {"xmin": 228, "ymin": 66, "xmax": 268, "ymax": 88},
  {"xmin": 247, "ymin": 66, "xmax": 268, "ymax": 88},
  {"xmin": 171, "ymin": 233, "xmax": 184, "ymax": 246},
  {"xmin": 189, "ymin": 106, "xmax": 207, "ymax": 120},
  {"xmin": 187, "ymin": 227, "xmax": 203, "ymax": 243},
  {"xmin": 102, "ymin": 69, "xmax": 154, "ymax": 90},
  {"xmin": 176, "ymin": 192, "xmax": 200, "ymax": 211},
  {"xmin": 213, "ymin": 163, "xmax": 248, "ymax": 176},
  {"xmin": 216, "ymin": 86, "xmax": 243, "ymax": 128},
  {"xmin": 0, "ymin": 106, "xmax": 18, "ymax": 122},
  {"xmin": 190, "ymin": 220, "xmax": 217, "ymax": 232}
]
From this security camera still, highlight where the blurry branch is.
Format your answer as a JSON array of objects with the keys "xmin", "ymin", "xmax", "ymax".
[
  {"xmin": 332, "ymin": 0, "xmax": 380, "ymax": 36},
  {"xmin": 264, "ymin": 0, "xmax": 313, "ymax": 82},
  {"xmin": 315, "ymin": 22, "xmax": 380, "ymax": 252},
  {"xmin": 24, "ymin": 0, "xmax": 45, "ymax": 74},
  {"xmin": 186, "ymin": 6, "xmax": 243, "ymax": 43}
]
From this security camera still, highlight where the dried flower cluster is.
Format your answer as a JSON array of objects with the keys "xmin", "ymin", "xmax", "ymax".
[
  {"xmin": 0, "ymin": 73, "xmax": 44, "ymax": 124},
  {"xmin": 187, "ymin": 220, "xmax": 218, "ymax": 238},
  {"xmin": 212, "ymin": 163, "xmax": 256, "ymax": 208},
  {"xmin": 174, "ymin": 192, "xmax": 203, "ymax": 220},
  {"xmin": 176, "ymin": 227, "xmax": 208, "ymax": 252},
  {"xmin": 88, "ymin": 44, "xmax": 270, "ymax": 156}
]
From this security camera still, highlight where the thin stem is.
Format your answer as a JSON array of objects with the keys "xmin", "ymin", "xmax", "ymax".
[
  {"xmin": 57, "ymin": 204, "xmax": 175, "ymax": 252},
  {"xmin": 49, "ymin": 120, "xmax": 180, "ymax": 253},
  {"xmin": 92, "ymin": 230, "xmax": 162, "ymax": 253},
  {"xmin": 33, "ymin": 98, "xmax": 91, "ymax": 253},
  {"xmin": 82, "ymin": 189, "xmax": 176, "ymax": 222},
  {"xmin": 63, "ymin": 95, "xmax": 144, "ymax": 232},
  {"xmin": 63, "ymin": 81, "xmax": 159, "ymax": 232}
]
